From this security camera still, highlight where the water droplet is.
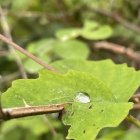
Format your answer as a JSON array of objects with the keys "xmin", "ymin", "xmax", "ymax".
[{"xmin": 75, "ymin": 92, "xmax": 90, "ymax": 103}]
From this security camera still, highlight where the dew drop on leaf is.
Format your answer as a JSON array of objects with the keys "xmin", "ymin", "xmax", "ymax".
[{"xmin": 75, "ymin": 92, "xmax": 90, "ymax": 103}]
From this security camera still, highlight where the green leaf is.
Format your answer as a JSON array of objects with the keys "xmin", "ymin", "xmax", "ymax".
[
  {"xmin": 83, "ymin": 20, "xmax": 99, "ymax": 30},
  {"xmin": 2, "ymin": 65, "xmax": 134, "ymax": 140},
  {"xmin": 55, "ymin": 28, "xmax": 81, "ymax": 41},
  {"xmin": 81, "ymin": 25, "xmax": 113, "ymax": 40},
  {"xmin": 2, "ymin": 70, "xmax": 114, "ymax": 107},
  {"xmin": 55, "ymin": 21, "xmax": 113, "ymax": 41},
  {"xmin": 0, "ymin": 126, "xmax": 38, "ymax": 140},
  {"xmin": 1, "ymin": 116, "xmax": 49, "ymax": 136},
  {"xmin": 63, "ymin": 102, "xmax": 132, "ymax": 140},
  {"xmin": 27, "ymin": 39, "xmax": 54, "ymax": 54},
  {"xmin": 23, "ymin": 55, "xmax": 51, "ymax": 73},
  {"xmin": 119, "ymin": 129, "xmax": 140, "ymax": 140},
  {"xmin": 53, "ymin": 40, "xmax": 89, "ymax": 59},
  {"xmin": 51, "ymin": 59, "xmax": 140, "ymax": 101},
  {"xmin": 23, "ymin": 38, "xmax": 54, "ymax": 73},
  {"xmin": 0, "ymin": 115, "xmax": 63, "ymax": 140},
  {"xmin": 23, "ymin": 38, "xmax": 89, "ymax": 73},
  {"xmin": 11, "ymin": 0, "xmax": 38, "ymax": 11},
  {"xmin": 1, "ymin": 115, "xmax": 62, "ymax": 137}
]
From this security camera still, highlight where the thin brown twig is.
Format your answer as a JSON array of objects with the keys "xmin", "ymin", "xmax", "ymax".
[
  {"xmin": 0, "ymin": 6, "xmax": 27, "ymax": 78},
  {"xmin": 131, "ymin": 93, "xmax": 140, "ymax": 99},
  {"xmin": 0, "ymin": 93, "xmax": 5, "ymax": 120},
  {"xmin": 0, "ymin": 51, "xmax": 9, "ymax": 56},
  {"xmin": 93, "ymin": 41, "xmax": 140, "ymax": 61},
  {"xmin": 0, "ymin": 97, "xmax": 139, "ymax": 120},
  {"xmin": 90, "ymin": 7, "xmax": 140, "ymax": 34},
  {"xmin": 131, "ymin": 93, "xmax": 140, "ymax": 109},
  {"xmin": 0, "ymin": 72, "xmax": 20, "ymax": 86},
  {"xmin": 133, "ymin": 104, "xmax": 140, "ymax": 110},
  {"xmin": 0, "ymin": 102, "xmax": 139, "ymax": 121},
  {"xmin": 44, "ymin": 116, "xmax": 57, "ymax": 136},
  {"xmin": 130, "ymin": 92, "xmax": 140, "ymax": 103},
  {"xmin": 1, "ymin": 104, "xmax": 66, "ymax": 120},
  {"xmin": 0, "ymin": 34, "xmax": 57, "ymax": 72}
]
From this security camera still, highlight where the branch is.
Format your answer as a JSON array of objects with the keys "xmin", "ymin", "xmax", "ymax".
[
  {"xmin": 91, "ymin": 7, "xmax": 140, "ymax": 34},
  {"xmin": 0, "ymin": 34, "xmax": 57, "ymax": 72},
  {"xmin": 93, "ymin": 41, "xmax": 140, "ymax": 61},
  {"xmin": 0, "ymin": 104, "xmax": 65, "ymax": 120},
  {"xmin": 0, "ymin": 51, "xmax": 9, "ymax": 56},
  {"xmin": 0, "ymin": 6, "xmax": 27, "ymax": 78},
  {"xmin": 0, "ymin": 100, "xmax": 139, "ymax": 120},
  {"xmin": 132, "ymin": 104, "xmax": 140, "ymax": 110},
  {"xmin": 131, "ymin": 93, "xmax": 140, "ymax": 99},
  {"xmin": 44, "ymin": 115, "xmax": 57, "ymax": 136}
]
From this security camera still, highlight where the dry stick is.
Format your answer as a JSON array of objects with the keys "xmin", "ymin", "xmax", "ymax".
[
  {"xmin": 91, "ymin": 7, "xmax": 140, "ymax": 34},
  {"xmin": 0, "ymin": 102, "xmax": 139, "ymax": 120},
  {"xmin": 0, "ymin": 34, "xmax": 57, "ymax": 72},
  {"xmin": 133, "ymin": 103, "xmax": 140, "ymax": 110},
  {"xmin": 0, "ymin": 93, "xmax": 5, "ymax": 119},
  {"xmin": 44, "ymin": 116, "xmax": 57, "ymax": 136},
  {"xmin": 0, "ymin": 51, "xmax": 9, "ymax": 56},
  {"xmin": 93, "ymin": 41, "xmax": 140, "ymax": 61},
  {"xmin": 131, "ymin": 93, "xmax": 140, "ymax": 109},
  {"xmin": 1, "ymin": 104, "xmax": 65, "ymax": 120},
  {"xmin": 0, "ymin": 6, "xmax": 27, "ymax": 78},
  {"xmin": 0, "ymin": 72, "xmax": 20, "ymax": 85},
  {"xmin": 131, "ymin": 93, "xmax": 140, "ymax": 99},
  {"xmin": 0, "ymin": 96, "xmax": 139, "ymax": 120}
]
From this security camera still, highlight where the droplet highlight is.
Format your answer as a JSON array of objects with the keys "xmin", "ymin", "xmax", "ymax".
[{"xmin": 75, "ymin": 92, "xmax": 90, "ymax": 103}]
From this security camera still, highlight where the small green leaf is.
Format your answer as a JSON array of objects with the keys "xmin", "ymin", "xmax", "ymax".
[
  {"xmin": 53, "ymin": 39, "xmax": 89, "ymax": 59},
  {"xmin": 55, "ymin": 28, "xmax": 81, "ymax": 41},
  {"xmin": 120, "ymin": 129, "xmax": 140, "ymax": 140},
  {"xmin": 11, "ymin": 0, "xmax": 38, "ymax": 11},
  {"xmin": 27, "ymin": 39, "xmax": 54, "ymax": 54},
  {"xmin": 23, "ymin": 38, "xmax": 54, "ymax": 73},
  {"xmin": 23, "ymin": 55, "xmax": 51, "ymax": 73},
  {"xmin": 55, "ymin": 21, "xmax": 113, "ymax": 41},
  {"xmin": 1, "ymin": 116, "xmax": 49, "ymax": 136},
  {"xmin": 81, "ymin": 25, "xmax": 113, "ymax": 40},
  {"xmin": 1, "ymin": 115, "xmax": 62, "ymax": 137},
  {"xmin": 83, "ymin": 20, "xmax": 99, "ymax": 30},
  {"xmin": 23, "ymin": 38, "xmax": 89, "ymax": 73}
]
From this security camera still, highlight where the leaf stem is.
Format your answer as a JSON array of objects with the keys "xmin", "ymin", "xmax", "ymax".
[
  {"xmin": 0, "ymin": 34, "xmax": 57, "ymax": 72},
  {"xmin": 126, "ymin": 115, "xmax": 140, "ymax": 128}
]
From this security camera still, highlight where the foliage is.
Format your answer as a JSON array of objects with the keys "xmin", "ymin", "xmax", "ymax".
[
  {"xmin": 56, "ymin": 20, "xmax": 113, "ymax": 40},
  {"xmin": 22, "ymin": 39, "xmax": 89, "ymax": 73},
  {"xmin": 2, "ymin": 60, "xmax": 140, "ymax": 139},
  {"xmin": 0, "ymin": 0, "xmax": 140, "ymax": 140}
]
